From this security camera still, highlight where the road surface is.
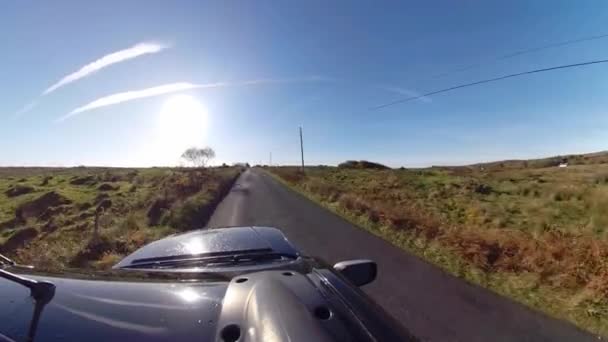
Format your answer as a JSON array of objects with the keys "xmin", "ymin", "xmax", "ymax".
[{"xmin": 207, "ymin": 169, "xmax": 595, "ymax": 341}]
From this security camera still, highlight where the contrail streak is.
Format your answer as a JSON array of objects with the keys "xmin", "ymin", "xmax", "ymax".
[
  {"xmin": 57, "ymin": 82, "xmax": 205, "ymax": 121},
  {"xmin": 14, "ymin": 42, "xmax": 168, "ymax": 117},
  {"xmin": 43, "ymin": 42, "xmax": 167, "ymax": 95},
  {"xmin": 58, "ymin": 77, "xmax": 329, "ymax": 122}
]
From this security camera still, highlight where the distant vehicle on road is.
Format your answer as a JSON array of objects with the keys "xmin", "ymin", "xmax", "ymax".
[{"xmin": 0, "ymin": 226, "xmax": 415, "ymax": 341}]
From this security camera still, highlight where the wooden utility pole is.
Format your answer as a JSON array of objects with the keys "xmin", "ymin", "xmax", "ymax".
[{"xmin": 299, "ymin": 126, "xmax": 305, "ymax": 173}]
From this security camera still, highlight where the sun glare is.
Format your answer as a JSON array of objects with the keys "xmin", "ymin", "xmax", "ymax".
[{"xmin": 156, "ymin": 94, "xmax": 208, "ymax": 163}]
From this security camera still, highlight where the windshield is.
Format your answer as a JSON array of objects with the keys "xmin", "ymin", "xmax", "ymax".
[{"xmin": 2, "ymin": 1, "xmax": 608, "ymax": 340}]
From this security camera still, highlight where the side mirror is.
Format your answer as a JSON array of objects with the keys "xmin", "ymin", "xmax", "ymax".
[{"xmin": 333, "ymin": 259, "xmax": 377, "ymax": 287}]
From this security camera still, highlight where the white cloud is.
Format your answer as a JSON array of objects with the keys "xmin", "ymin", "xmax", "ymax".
[
  {"xmin": 43, "ymin": 42, "xmax": 167, "ymax": 95},
  {"xmin": 58, "ymin": 76, "xmax": 330, "ymax": 122}
]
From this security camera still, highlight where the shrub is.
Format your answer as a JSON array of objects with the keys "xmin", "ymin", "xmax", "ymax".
[
  {"xmin": 338, "ymin": 160, "xmax": 390, "ymax": 170},
  {"xmin": 94, "ymin": 252, "xmax": 123, "ymax": 269},
  {"xmin": 119, "ymin": 212, "xmax": 141, "ymax": 232},
  {"xmin": 167, "ymin": 194, "xmax": 212, "ymax": 230}
]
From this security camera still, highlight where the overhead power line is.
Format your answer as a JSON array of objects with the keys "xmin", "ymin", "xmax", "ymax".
[
  {"xmin": 499, "ymin": 33, "xmax": 608, "ymax": 60},
  {"xmin": 430, "ymin": 33, "xmax": 608, "ymax": 79},
  {"xmin": 371, "ymin": 58, "xmax": 608, "ymax": 111}
]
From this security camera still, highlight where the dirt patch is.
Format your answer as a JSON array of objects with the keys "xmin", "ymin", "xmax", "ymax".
[
  {"xmin": 126, "ymin": 170, "xmax": 139, "ymax": 181},
  {"xmin": 147, "ymin": 198, "xmax": 172, "ymax": 225},
  {"xmin": 5, "ymin": 185, "xmax": 35, "ymax": 197},
  {"xmin": 474, "ymin": 184, "xmax": 493, "ymax": 195},
  {"xmin": 74, "ymin": 222, "xmax": 89, "ymax": 231},
  {"xmin": 70, "ymin": 175, "xmax": 97, "ymax": 186},
  {"xmin": 78, "ymin": 211, "xmax": 94, "ymax": 220},
  {"xmin": 78, "ymin": 202, "xmax": 93, "ymax": 211},
  {"xmin": 16, "ymin": 191, "xmax": 72, "ymax": 220},
  {"xmin": 70, "ymin": 236, "xmax": 127, "ymax": 267},
  {"xmin": 94, "ymin": 193, "xmax": 110, "ymax": 204},
  {"xmin": 100, "ymin": 171, "xmax": 124, "ymax": 182},
  {"xmin": 96, "ymin": 199, "xmax": 112, "ymax": 211},
  {"xmin": 38, "ymin": 204, "xmax": 71, "ymax": 221},
  {"xmin": 41, "ymin": 220, "xmax": 58, "ymax": 233},
  {"xmin": 98, "ymin": 183, "xmax": 118, "ymax": 191},
  {"xmin": 1, "ymin": 227, "xmax": 38, "ymax": 252},
  {"xmin": 40, "ymin": 176, "xmax": 53, "ymax": 186},
  {"xmin": 0, "ymin": 217, "xmax": 23, "ymax": 231}
]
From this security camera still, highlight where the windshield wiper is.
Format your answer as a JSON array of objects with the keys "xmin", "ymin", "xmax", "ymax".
[
  {"xmin": 122, "ymin": 252, "xmax": 298, "ymax": 269},
  {"xmin": 130, "ymin": 248, "xmax": 274, "ymax": 265}
]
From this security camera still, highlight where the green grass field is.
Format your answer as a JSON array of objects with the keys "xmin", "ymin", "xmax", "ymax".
[
  {"xmin": 270, "ymin": 160, "xmax": 608, "ymax": 336},
  {"xmin": 0, "ymin": 167, "xmax": 240, "ymax": 270}
]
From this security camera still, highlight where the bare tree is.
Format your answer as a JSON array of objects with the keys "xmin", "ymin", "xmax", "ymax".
[
  {"xmin": 201, "ymin": 147, "xmax": 216, "ymax": 166},
  {"xmin": 181, "ymin": 147, "xmax": 216, "ymax": 167},
  {"xmin": 181, "ymin": 147, "xmax": 199, "ymax": 166}
]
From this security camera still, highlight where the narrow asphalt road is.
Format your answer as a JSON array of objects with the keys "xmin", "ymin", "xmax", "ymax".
[{"xmin": 207, "ymin": 169, "xmax": 596, "ymax": 342}]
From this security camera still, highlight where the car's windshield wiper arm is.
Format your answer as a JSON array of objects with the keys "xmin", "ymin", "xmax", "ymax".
[
  {"xmin": 0, "ymin": 253, "xmax": 16, "ymax": 266},
  {"xmin": 0, "ymin": 269, "xmax": 55, "ymax": 304},
  {"xmin": 0, "ymin": 269, "xmax": 55, "ymax": 342}
]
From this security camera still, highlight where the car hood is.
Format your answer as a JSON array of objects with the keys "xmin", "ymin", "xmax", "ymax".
[
  {"xmin": 0, "ymin": 226, "xmax": 413, "ymax": 341},
  {"xmin": 0, "ymin": 272, "xmax": 229, "ymax": 342}
]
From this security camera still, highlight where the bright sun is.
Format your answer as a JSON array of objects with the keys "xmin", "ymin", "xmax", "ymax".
[{"xmin": 156, "ymin": 94, "xmax": 208, "ymax": 163}]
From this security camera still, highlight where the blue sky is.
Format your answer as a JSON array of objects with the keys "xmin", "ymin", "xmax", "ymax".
[{"xmin": 2, "ymin": 1, "xmax": 608, "ymax": 167}]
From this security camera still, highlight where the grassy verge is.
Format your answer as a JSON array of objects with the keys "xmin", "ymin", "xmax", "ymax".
[
  {"xmin": 0, "ymin": 167, "xmax": 242, "ymax": 270},
  {"xmin": 267, "ymin": 166, "xmax": 608, "ymax": 337}
]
